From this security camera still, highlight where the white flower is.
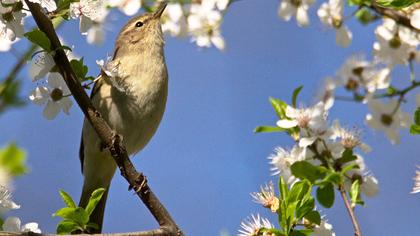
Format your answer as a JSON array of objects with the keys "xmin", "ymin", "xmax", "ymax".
[
  {"xmin": 330, "ymin": 120, "xmax": 371, "ymax": 152},
  {"xmin": 0, "ymin": 22, "xmax": 17, "ymax": 51},
  {"xmin": 29, "ymin": 73, "xmax": 73, "ymax": 120},
  {"xmin": 337, "ymin": 54, "xmax": 391, "ymax": 93},
  {"xmin": 86, "ymin": 23, "xmax": 104, "ymax": 45},
  {"xmin": 3, "ymin": 217, "xmax": 41, "ymax": 233},
  {"xmin": 411, "ymin": 166, "xmax": 420, "ymax": 194},
  {"xmin": 313, "ymin": 220, "xmax": 335, "ymax": 236},
  {"xmin": 70, "ymin": 0, "xmax": 106, "ymax": 34},
  {"xmin": 411, "ymin": 9, "xmax": 420, "ymax": 30},
  {"xmin": 373, "ymin": 19, "xmax": 419, "ymax": 66},
  {"xmin": 0, "ymin": 186, "xmax": 20, "ymax": 214},
  {"xmin": 107, "ymin": 0, "xmax": 140, "ymax": 16},
  {"xmin": 317, "ymin": 0, "xmax": 352, "ymax": 47},
  {"xmin": 361, "ymin": 175, "xmax": 379, "ymax": 197},
  {"xmin": 317, "ymin": 77, "xmax": 336, "ymax": 110},
  {"xmin": 29, "ymin": 52, "xmax": 55, "ymax": 81},
  {"xmin": 162, "ymin": 3, "xmax": 188, "ymax": 37},
  {"xmin": 269, "ymin": 146, "xmax": 305, "ymax": 184},
  {"xmin": 277, "ymin": 102, "xmax": 328, "ymax": 131},
  {"xmin": 188, "ymin": 2, "xmax": 226, "ymax": 50},
  {"xmin": 250, "ymin": 182, "xmax": 279, "ymax": 212},
  {"xmin": 366, "ymin": 99, "xmax": 412, "ymax": 144},
  {"xmin": 28, "ymin": 0, "xmax": 57, "ymax": 12},
  {"xmin": 278, "ymin": 0, "xmax": 315, "ymax": 27},
  {"xmin": 0, "ymin": 8, "xmax": 26, "ymax": 41},
  {"xmin": 238, "ymin": 214, "xmax": 274, "ymax": 236}
]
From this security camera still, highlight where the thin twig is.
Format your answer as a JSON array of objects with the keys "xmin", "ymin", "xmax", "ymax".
[
  {"xmin": 367, "ymin": 1, "xmax": 420, "ymax": 33},
  {"xmin": 23, "ymin": 1, "xmax": 183, "ymax": 235},
  {"xmin": 339, "ymin": 184, "xmax": 362, "ymax": 236}
]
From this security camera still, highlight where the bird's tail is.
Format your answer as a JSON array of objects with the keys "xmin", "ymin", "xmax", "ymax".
[
  {"xmin": 79, "ymin": 180, "xmax": 110, "ymax": 233},
  {"xmin": 79, "ymin": 151, "xmax": 116, "ymax": 233}
]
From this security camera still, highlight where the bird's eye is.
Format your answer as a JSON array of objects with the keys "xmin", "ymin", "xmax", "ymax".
[{"xmin": 135, "ymin": 21, "xmax": 144, "ymax": 27}]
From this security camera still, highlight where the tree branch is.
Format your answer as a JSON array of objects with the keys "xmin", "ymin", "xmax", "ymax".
[
  {"xmin": 339, "ymin": 185, "xmax": 362, "ymax": 236},
  {"xmin": 23, "ymin": 1, "xmax": 183, "ymax": 235},
  {"xmin": 367, "ymin": 1, "xmax": 420, "ymax": 33}
]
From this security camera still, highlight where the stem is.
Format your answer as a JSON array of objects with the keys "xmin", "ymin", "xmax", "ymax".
[
  {"xmin": 339, "ymin": 184, "xmax": 362, "ymax": 236},
  {"xmin": 24, "ymin": 1, "xmax": 183, "ymax": 235}
]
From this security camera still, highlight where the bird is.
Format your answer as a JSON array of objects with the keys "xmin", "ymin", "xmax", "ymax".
[{"xmin": 78, "ymin": 3, "xmax": 168, "ymax": 233}]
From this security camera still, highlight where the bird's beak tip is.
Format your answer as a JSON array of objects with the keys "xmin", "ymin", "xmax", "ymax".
[{"xmin": 153, "ymin": 2, "xmax": 167, "ymax": 19}]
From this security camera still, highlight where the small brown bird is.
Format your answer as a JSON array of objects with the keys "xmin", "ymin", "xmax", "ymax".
[{"xmin": 78, "ymin": 3, "xmax": 168, "ymax": 233}]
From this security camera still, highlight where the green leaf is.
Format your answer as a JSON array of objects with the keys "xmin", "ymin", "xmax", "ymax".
[
  {"xmin": 59, "ymin": 190, "xmax": 76, "ymax": 208},
  {"xmin": 347, "ymin": 0, "xmax": 369, "ymax": 6},
  {"xmin": 318, "ymin": 172, "xmax": 343, "ymax": 186},
  {"xmin": 335, "ymin": 148, "xmax": 357, "ymax": 165},
  {"xmin": 340, "ymin": 163, "xmax": 360, "ymax": 175},
  {"xmin": 355, "ymin": 8, "xmax": 377, "ymax": 25},
  {"xmin": 291, "ymin": 86, "xmax": 303, "ymax": 108},
  {"xmin": 279, "ymin": 176, "xmax": 288, "ymax": 201},
  {"xmin": 316, "ymin": 183, "xmax": 335, "ymax": 208},
  {"xmin": 53, "ymin": 207, "xmax": 89, "ymax": 226},
  {"xmin": 269, "ymin": 97, "xmax": 288, "ymax": 119},
  {"xmin": 291, "ymin": 161, "xmax": 326, "ymax": 183},
  {"xmin": 254, "ymin": 126, "xmax": 286, "ymax": 133},
  {"xmin": 290, "ymin": 229, "xmax": 313, "ymax": 236},
  {"xmin": 70, "ymin": 58, "xmax": 89, "ymax": 82},
  {"xmin": 0, "ymin": 143, "xmax": 27, "ymax": 176},
  {"xmin": 410, "ymin": 124, "xmax": 420, "ymax": 135},
  {"xmin": 85, "ymin": 188, "xmax": 106, "ymax": 217},
  {"xmin": 303, "ymin": 210, "xmax": 321, "ymax": 225},
  {"xmin": 56, "ymin": 220, "xmax": 80, "ymax": 235},
  {"xmin": 414, "ymin": 108, "xmax": 420, "ymax": 125},
  {"xmin": 350, "ymin": 180, "xmax": 361, "ymax": 208},
  {"xmin": 24, "ymin": 29, "xmax": 51, "ymax": 51},
  {"xmin": 296, "ymin": 197, "xmax": 315, "ymax": 220},
  {"xmin": 377, "ymin": 0, "xmax": 418, "ymax": 8},
  {"xmin": 288, "ymin": 181, "xmax": 310, "ymax": 203}
]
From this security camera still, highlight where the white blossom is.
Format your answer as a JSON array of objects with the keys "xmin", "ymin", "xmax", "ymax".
[
  {"xmin": 373, "ymin": 19, "xmax": 419, "ymax": 66},
  {"xmin": 411, "ymin": 166, "xmax": 420, "ymax": 194},
  {"xmin": 28, "ymin": 0, "xmax": 57, "ymax": 12},
  {"xmin": 29, "ymin": 52, "xmax": 55, "ymax": 81},
  {"xmin": 317, "ymin": 77, "xmax": 337, "ymax": 110},
  {"xmin": 29, "ymin": 73, "xmax": 73, "ymax": 120},
  {"xmin": 317, "ymin": 0, "xmax": 352, "ymax": 47},
  {"xmin": 411, "ymin": 9, "xmax": 420, "ymax": 30},
  {"xmin": 86, "ymin": 23, "xmax": 105, "ymax": 45},
  {"xmin": 0, "ymin": 186, "xmax": 20, "ymax": 214},
  {"xmin": 278, "ymin": 0, "xmax": 315, "ymax": 27},
  {"xmin": 69, "ymin": 0, "xmax": 106, "ymax": 34},
  {"xmin": 188, "ymin": 2, "xmax": 225, "ymax": 50},
  {"xmin": 107, "ymin": 0, "xmax": 140, "ymax": 16},
  {"xmin": 330, "ymin": 120, "xmax": 371, "ymax": 152},
  {"xmin": 162, "ymin": 3, "xmax": 188, "ymax": 37},
  {"xmin": 277, "ymin": 102, "xmax": 328, "ymax": 131},
  {"xmin": 269, "ymin": 146, "xmax": 306, "ymax": 184},
  {"xmin": 313, "ymin": 220, "xmax": 336, "ymax": 236},
  {"xmin": 238, "ymin": 214, "xmax": 274, "ymax": 236},
  {"xmin": 366, "ymin": 99, "xmax": 412, "ymax": 144},
  {"xmin": 361, "ymin": 175, "xmax": 379, "ymax": 197},
  {"xmin": 250, "ymin": 182, "xmax": 279, "ymax": 212},
  {"xmin": 3, "ymin": 217, "xmax": 41, "ymax": 233}
]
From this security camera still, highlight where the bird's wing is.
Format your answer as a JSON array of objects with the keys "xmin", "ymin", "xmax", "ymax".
[{"xmin": 79, "ymin": 46, "xmax": 120, "ymax": 173}]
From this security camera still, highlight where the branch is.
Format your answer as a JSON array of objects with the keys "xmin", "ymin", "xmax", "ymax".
[
  {"xmin": 23, "ymin": 1, "xmax": 183, "ymax": 235},
  {"xmin": 367, "ymin": 1, "xmax": 420, "ymax": 33},
  {"xmin": 1, "ymin": 229, "xmax": 168, "ymax": 236},
  {"xmin": 339, "ymin": 185, "xmax": 362, "ymax": 236}
]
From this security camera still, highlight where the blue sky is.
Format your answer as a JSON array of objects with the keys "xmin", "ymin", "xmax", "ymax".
[{"xmin": 0, "ymin": 0, "xmax": 419, "ymax": 235}]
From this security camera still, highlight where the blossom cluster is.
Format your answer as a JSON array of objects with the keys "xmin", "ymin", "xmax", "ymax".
[
  {"xmin": 0, "ymin": 0, "xmax": 230, "ymax": 51},
  {"xmin": 0, "ymin": 186, "xmax": 41, "ymax": 233},
  {"xmin": 238, "ymin": 96, "xmax": 379, "ymax": 235}
]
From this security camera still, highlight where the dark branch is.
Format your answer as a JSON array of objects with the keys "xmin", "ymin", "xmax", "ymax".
[
  {"xmin": 23, "ymin": 1, "xmax": 183, "ymax": 235},
  {"xmin": 368, "ymin": 2, "xmax": 420, "ymax": 33}
]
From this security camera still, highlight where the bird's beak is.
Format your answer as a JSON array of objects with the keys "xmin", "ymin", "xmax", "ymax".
[{"xmin": 153, "ymin": 2, "xmax": 167, "ymax": 19}]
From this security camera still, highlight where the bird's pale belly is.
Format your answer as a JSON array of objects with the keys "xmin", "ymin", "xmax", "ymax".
[{"xmin": 94, "ymin": 80, "xmax": 167, "ymax": 156}]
